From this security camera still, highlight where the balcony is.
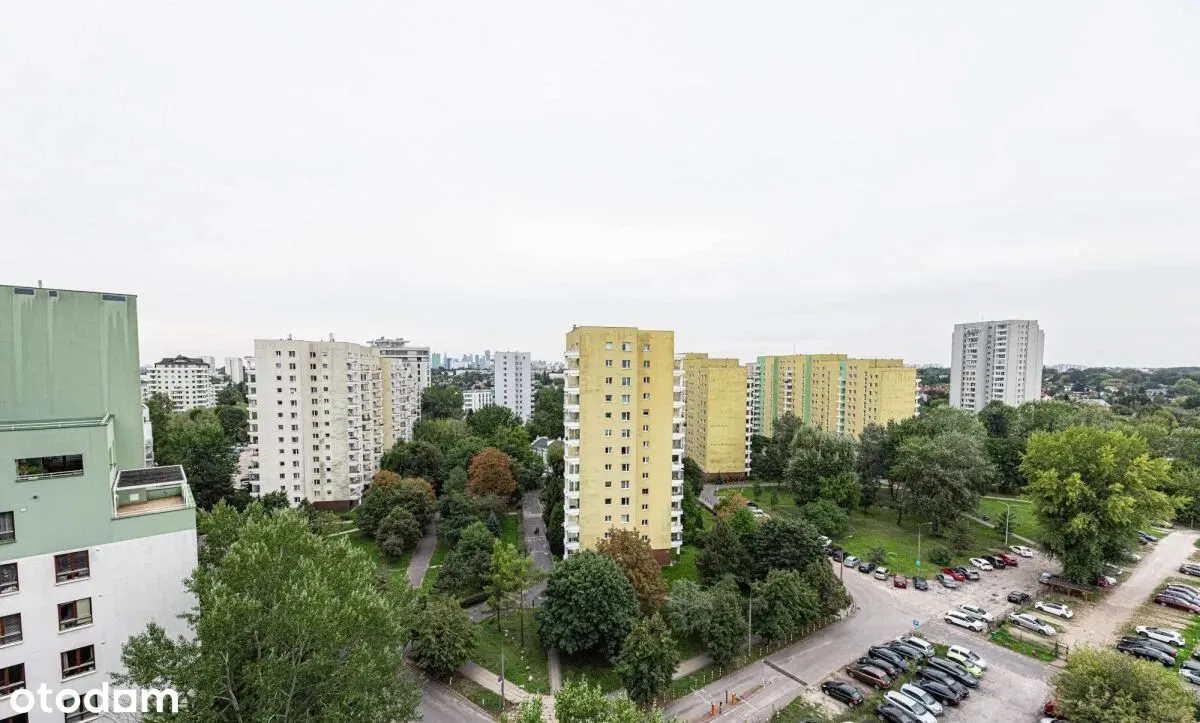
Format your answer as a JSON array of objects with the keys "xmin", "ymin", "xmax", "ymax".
[
  {"xmin": 565, "ymin": 368, "xmax": 579, "ymax": 378},
  {"xmin": 565, "ymin": 438, "xmax": 580, "ymax": 450},
  {"xmin": 566, "ymin": 538, "xmax": 581, "ymax": 551},
  {"xmin": 566, "ymin": 488, "xmax": 580, "ymax": 501},
  {"xmin": 671, "ymin": 521, "xmax": 683, "ymax": 534},
  {"xmin": 113, "ymin": 465, "xmax": 195, "ymax": 519},
  {"xmin": 565, "ymin": 349, "xmax": 580, "ymax": 359},
  {"xmin": 565, "ymin": 521, "xmax": 580, "ymax": 535}
]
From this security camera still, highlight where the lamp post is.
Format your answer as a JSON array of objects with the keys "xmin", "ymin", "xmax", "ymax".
[
  {"xmin": 1003, "ymin": 503, "xmax": 1013, "ymax": 547},
  {"xmin": 916, "ymin": 522, "xmax": 932, "ymax": 572}
]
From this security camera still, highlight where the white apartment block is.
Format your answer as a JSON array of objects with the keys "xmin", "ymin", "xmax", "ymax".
[
  {"xmin": 247, "ymin": 338, "xmax": 385, "ymax": 510},
  {"xmin": 381, "ymin": 360, "xmax": 420, "ymax": 445},
  {"xmin": 744, "ymin": 361, "xmax": 759, "ymax": 474},
  {"xmin": 224, "ymin": 356, "xmax": 247, "ymax": 385},
  {"xmin": 494, "ymin": 351, "xmax": 533, "ymax": 421},
  {"xmin": 144, "ymin": 355, "xmax": 219, "ymax": 410},
  {"xmin": 950, "ymin": 319, "xmax": 1045, "ymax": 412},
  {"xmin": 463, "ymin": 388, "xmax": 495, "ymax": 414},
  {"xmin": 368, "ymin": 337, "xmax": 431, "ymax": 400}
]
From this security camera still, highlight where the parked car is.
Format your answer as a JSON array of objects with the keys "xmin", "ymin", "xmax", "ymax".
[
  {"xmin": 1136, "ymin": 626, "xmax": 1185, "ymax": 647},
  {"xmin": 1123, "ymin": 551, "xmax": 1143, "ymax": 562},
  {"xmin": 843, "ymin": 555, "xmax": 861, "ymax": 567},
  {"xmin": 911, "ymin": 677, "xmax": 963, "ymax": 707},
  {"xmin": 876, "ymin": 704, "xmax": 919, "ymax": 723},
  {"xmin": 858, "ymin": 655, "xmax": 900, "ymax": 679},
  {"xmin": 1181, "ymin": 659, "xmax": 1200, "ymax": 673},
  {"xmin": 885, "ymin": 641, "xmax": 925, "ymax": 661},
  {"xmin": 913, "ymin": 576, "xmax": 928, "ymax": 591},
  {"xmin": 997, "ymin": 553, "xmax": 1019, "ymax": 567},
  {"xmin": 846, "ymin": 664, "xmax": 892, "ymax": 689},
  {"xmin": 820, "ymin": 680, "xmax": 863, "ymax": 707},
  {"xmin": 1117, "ymin": 640, "xmax": 1173, "ymax": 667},
  {"xmin": 944, "ymin": 610, "xmax": 984, "ymax": 632},
  {"xmin": 817, "ymin": 535, "xmax": 832, "ymax": 548},
  {"xmin": 897, "ymin": 635, "xmax": 936, "ymax": 659},
  {"xmin": 1010, "ymin": 545, "xmax": 1034, "ymax": 557},
  {"xmin": 969, "ymin": 557, "xmax": 993, "ymax": 571},
  {"xmin": 957, "ymin": 603, "xmax": 994, "ymax": 623},
  {"xmin": 1007, "ymin": 590, "xmax": 1031, "ymax": 604},
  {"xmin": 829, "ymin": 548, "xmax": 845, "ymax": 561},
  {"xmin": 900, "ymin": 682, "xmax": 945, "ymax": 716},
  {"xmin": 1008, "ymin": 612, "xmax": 1057, "ymax": 635},
  {"xmin": 936, "ymin": 573, "xmax": 960, "ymax": 589},
  {"xmin": 859, "ymin": 561, "xmax": 877, "ymax": 574},
  {"xmin": 1182, "ymin": 668, "xmax": 1200, "ymax": 686},
  {"xmin": 894, "ymin": 574, "xmax": 908, "ymax": 589},
  {"xmin": 869, "ymin": 646, "xmax": 907, "ymax": 670},
  {"xmin": 953, "ymin": 566, "xmax": 981, "ymax": 581},
  {"xmin": 1156, "ymin": 594, "xmax": 1200, "ymax": 614},
  {"xmin": 982, "ymin": 554, "xmax": 1006, "ymax": 569},
  {"xmin": 1165, "ymin": 582, "xmax": 1200, "ymax": 597},
  {"xmin": 874, "ymin": 566, "xmax": 891, "ymax": 580},
  {"xmin": 1179, "ymin": 563, "xmax": 1200, "ymax": 578},
  {"xmin": 1138, "ymin": 530, "xmax": 1158, "ymax": 542},
  {"xmin": 1120, "ymin": 635, "xmax": 1177, "ymax": 658},
  {"xmin": 926, "ymin": 657, "xmax": 979, "ymax": 688},
  {"xmin": 916, "ymin": 667, "xmax": 969, "ymax": 699},
  {"xmin": 1095, "ymin": 575, "xmax": 1117, "ymax": 588},
  {"xmin": 883, "ymin": 691, "xmax": 937, "ymax": 723},
  {"xmin": 947, "ymin": 644, "xmax": 988, "ymax": 671},
  {"xmin": 940, "ymin": 567, "xmax": 966, "ymax": 581},
  {"xmin": 1034, "ymin": 600, "xmax": 1074, "ymax": 619}
]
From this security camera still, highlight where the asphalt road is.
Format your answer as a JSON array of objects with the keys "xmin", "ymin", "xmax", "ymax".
[{"xmin": 418, "ymin": 678, "xmax": 494, "ymax": 723}]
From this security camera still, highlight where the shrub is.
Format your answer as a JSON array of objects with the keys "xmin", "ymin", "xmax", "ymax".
[
  {"xmin": 928, "ymin": 546, "xmax": 952, "ymax": 566},
  {"xmin": 867, "ymin": 546, "xmax": 888, "ymax": 566}
]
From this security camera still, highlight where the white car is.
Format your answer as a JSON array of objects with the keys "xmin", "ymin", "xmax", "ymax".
[
  {"xmin": 1137, "ymin": 626, "xmax": 1185, "ymax": 647},
  {"xmin": 897, "ymin": 635, "xmax": 935, "ymax": 658},
  {"xmin": 883, "ymin": 691, "xmax": 937, "ymax": 723},
  {"xmin": 1034, "ymin": 600, "xmax": 1074, "ymax": 619},
  {"xmin": 957, "ymin": 603, "xmax": 994, "ymax": 623},
  {"xmin": 1008, "ymin": 612, "xmax": 1056, "ymax": 636},
  {"xmin": 968, "ymin": 557, "xmax": 993, "ymax": 571},
  {"xmin": 874, "ymin": 567, "xmax": 890, "ymax": 580},
  {"xmin": 944, "ymin": 609, "xmax": 984, "ymax": 632},
  {"xmin": 1010, "ymin": 545, "xmax": 1034, "ymax": 557},
  {"xmin": 947, "ymin": 644, "xmax": 988, "ymax": 671},
  {"xmin": 899, "ymin": 683, "xmax": 944, "ymax": 716}
]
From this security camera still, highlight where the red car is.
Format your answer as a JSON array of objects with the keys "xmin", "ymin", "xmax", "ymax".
[
  {"xmin": 941, "ymin": 567, "xmax": 966, "ymax": 581},
  {"xmin": 1156, "ymin": 594, "xmax": 1200, "ymax": 614},
  {"xmin": 893, "ymin": 574, "xmax": 908, "ymax": 588},
  {"xmin": 845, "ymin": 664, "xmax": 892, "ymax": 689},
  {"xmin": 997, "ymin": 553, "xmax": 1018, "ymax": 567}
]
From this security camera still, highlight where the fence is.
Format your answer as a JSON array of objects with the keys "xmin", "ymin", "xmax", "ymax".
[{"xmin": 994, "ymin": 620, "xmax": 1070, "ymax": 660}]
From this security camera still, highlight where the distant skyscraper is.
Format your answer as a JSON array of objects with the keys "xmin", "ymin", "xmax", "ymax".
[
  {"xmin": 494, "ymin": 351, "xmax": 533, "ymax": 421},
  {"xmin": 225, "ymin": 356, "xmax": 246, "ymax": 384},
  {"xmin": 432, "ymin": 352, "xmax": 442, "ymax": 369},
  {"xmin": 950, "ymin": 320, "xmax": 1045, "ymax": 412},
  {"xmin": 145, "ymin": 355, "xmax": 219, "ymax": 410}
]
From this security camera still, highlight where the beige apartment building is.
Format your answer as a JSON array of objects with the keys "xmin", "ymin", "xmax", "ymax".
[
  {"xmin": 563, "ymin": 326, "xmax": 683, "ymax": 563},
  {"xmin": 680, "ymin": 353, "xmax": 747, "ymax": 480}
]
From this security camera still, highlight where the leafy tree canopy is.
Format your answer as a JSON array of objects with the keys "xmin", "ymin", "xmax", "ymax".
[
  {"xmin": 1053, "ymin": 647, "xmax": 1194, "ymax": 723},
  {"xmin": 538, "ymin": 551, "xmax": 640, "ymax": 657}
]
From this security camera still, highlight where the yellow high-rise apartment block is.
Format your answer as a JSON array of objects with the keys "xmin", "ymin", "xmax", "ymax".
[
  {"xmin": 563, "ymin": 327, "xmax": 683, "ymax": 563},
  {"xmin": 681, "ymin": 353, "xmax": 747, "ymax": 480},
  {"xmin": 756, "ymin": 354, "xmax": 918, "ymax": 438}
]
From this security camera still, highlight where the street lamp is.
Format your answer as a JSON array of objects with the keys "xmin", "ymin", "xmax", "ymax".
[
  {"xmin": 916, "ymin": 522, "xmax": 933, "ymax": 572},
  {"xmin": 1003, "ymin": 503, "xmax": 1013, "ymax": 547}
]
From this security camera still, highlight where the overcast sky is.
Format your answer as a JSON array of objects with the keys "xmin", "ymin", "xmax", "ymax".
[{"xmin": 3, "ymin": 2, "xmax": 1198, "ymax": 367}]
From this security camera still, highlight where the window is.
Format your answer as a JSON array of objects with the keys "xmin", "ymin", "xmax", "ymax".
[
  {"xmin": 605, "ymin": 481, "xmax": 612, "ymax": 488},
  {"xmin": 0, "ymin": 513, "xmax": 12, "ymax": 543},
  {"xmin": 642, "ymin": 504, "xmax": 649, "ymax": 511},
  {"xmin": 604, "ymin": 430, "xmax": 612, "ymax": 437},
  {"xmin": 621, "ymin": 464, "xmax": 631, "ymax": 472},
  {"xmin": 642, "ymin": 456, "xmax": 650, "ymax": 463},
  {"xmin": 605, "ymin": 342, "xmax": 614, "ymax": 350},
  {"xmin": 604, "ymin": 464, "xmax": 612, "ymax": 471},
  {"xmin": 605, "ymin": 498, "xmax": 612, "ymax": 505},
  {"xmin": 64, "ymin": 709, "xmax": 98, "ymax": 723},
  {"xmin": 642, "ymin": 488, "xmax": 649, "ymax": 495},
  {"xmin": 642, "ymin": 441, "xmax": 650, "ymax": 448},
  {"xmin": 621, "ymin": 377, "xmax": 631, "ymax": 386},
  {"xmin": 643, "ymin": 376, "xmax": 651, "ymax": 384},
  {"xmin": 621, "ymin": 342, "xmax": 631, "ymax": 351},
  {"xmin": 642, "ymin": 424, "xmax": 650, "ymax": 431},
  {"xmin": 61, "ymin": 645, "xmax": 95, "ymax": 679},
  {"xmin": 620, "ymin": 497, "xmax": 629, "ymax": 506},
  {"xmin": 0, "ymin": 614, "xmax": 20, "ymax": 646},
  {"xmin": 643, "ymin": 360, "xmax": 650, "ymax": 368},
  {"xmin": 642, "ymin": 393, "xmax": 650, "ymax": 400},
  {"xmin": 643, "ymin": 344, "xmax": 650, "ymax": 352},
  {"xmin": 604, "ymin": 515, "xmax": 612, "ymax": 523},
  {"xmin": 642, "ymin": 472, "xmax": 650, "ymax": 479},
  {"xmin": 604, "ymin": 412, "xmax": 612, "ymax": 419},
  {"xmin": 620, "ymin": 412, "xmax": 631, "ymax": 421},
  {"xmin": 620, "ymin": 446, "xmax": 630, "ymax": 455},
  {"xmin": 620, "ymin": 394, "xmax": 631, "ymax": 404},
  {"xmin": 621, "ymin": 480, "xmax": 631, "ymax": 489},
  {"xmin": 605, "ymin": 395, "xmax": 613, "ymax": 403},
  {"xmin": 620, "ymin": 514, "xmax": 630, "ymax": 523},
  {"xmin": 0, "ymin": 563, "xmax": 16, "ymax": 595},
  {"xmin": 604, "ymin": 447, "xmax": 612, "ymax": 454},
  {"xmin": 0, "ymin": 663, "xmax": 24, "ymax": 697},
  {"xmin": 622, "ymin": 360, "xmax": 631, "ymax": 369},
  {"xmin": 15, "ymin": 454, "xmax": 83, "ymax": 479},
  {"xmin": 605, "ymin": 377, "xmax": 613, "ymax": 385},
  {"xmin": 642, "ymin": 409, "xmax": 650, "ymax": 417},
  {"xmin": 621, "ymin": 429, "xmax": 631, "ymax": 438},
  {"xmin": 54, "ymin": 551, "xmax": 89, "ymax": 583},
  {"xmin": 605, "ymin": 359, "xmax": 613, "ymax": 367},
  {"xmin": 58, "ymin": 598, "xmax": 93, "ymax": 631}
]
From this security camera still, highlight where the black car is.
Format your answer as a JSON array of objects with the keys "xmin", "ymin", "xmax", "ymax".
[
  {"xmin": 869, "ymin": 646, "xmax": 906, "ymax": 669},
  {"xmin": 884, "ymin": 642, "xmax": 924, "ymax": 661},
  {"xmin": 857, "ymin": 656, "xmax": 899, "ymax": 678},
  {"xmin": 877, "ymin": 704, "xmax": 919, "ymax": 723},
  {"xmin": 1007, "ymin": 590, "xmax": 1031, "ymax": 604},
  {"xmin": 829, "ymin": 549, "xmax": 845, "ymax": 561},
  {"xmin": 1117, "ymin": 641, "xmax": 1173, "ymax": 667},
  {"xmin": 859, "ymin": 561, "xmax": 876, "ymax": 574},
  {"xmin": 819, "ymin": 680, "xmax": 863, "ymax": 707},
  {"xmin": 926, "ymin": 658, "xmax": 979, "ymax": 688},
  {"xmin": 913, "ymin": 576, "xmax": 929, "ymax": 591},
  {"xmin": 912, "ymin": 677, "xmax": 963, "ymax": 706},
  {"xmin": 916, "ymin": 668, "xmax": 969, "ymax": 699},
  {"xmin": 1120, "ymin": 635, "xmax": 1177, "ymax": 658},
  {"xmin": 983, "ymin": 554, "xmax": 1006, "ymax": 569}
]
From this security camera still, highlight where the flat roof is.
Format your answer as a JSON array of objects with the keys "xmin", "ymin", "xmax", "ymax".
[{"xmin": 116, "ymin": 464, "xmax": 186, "ymax": 489}]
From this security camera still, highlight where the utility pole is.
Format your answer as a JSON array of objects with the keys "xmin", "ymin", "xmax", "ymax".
[
  {"xmin": 917, "ymin": 522, "xmax": 932, "ymax": 573},
  {"xmin": 499, "ymin": 647, "xmax": 505, "ymax": 709},
  {"xmin": 1004, "ymin": 503, "xmax": 1012, "ymax": 546}
]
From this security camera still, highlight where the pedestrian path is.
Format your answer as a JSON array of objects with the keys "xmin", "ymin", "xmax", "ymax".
[
  {"xmin": 458, "ymin": 661, "xmax": 557, "ymax": 722},
  {"xmin": 961, "ymin": 512, "xmax": 1040, "ymax": 547},
  {"xmin": 407, "ymin": 515, "xmax": 439, "ymax": 588}
]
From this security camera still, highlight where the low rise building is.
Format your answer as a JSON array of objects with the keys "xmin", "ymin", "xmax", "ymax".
[{"xmin": 463, "ymin": 388, "xmax": 495, "ymax": 414}]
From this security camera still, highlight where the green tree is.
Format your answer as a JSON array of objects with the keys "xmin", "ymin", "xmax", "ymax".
[
  {"xmin": 817, "ymin": 471, "xmax": 862, "ymax": 511},
  {"xmin": 486, "ymin": 540, "xmax": 528, "ymax": 634},
  {"xmin": 437, "ymin": 492, "xmax": 480, "ymax": 547},
  {"xmin": 527, "ymin": 384, "xmax": 565, "ymax": 440},
  {"xmin": 215, "ymin": 383, "xmax": 246, "ymax": 407},
  {"xmin": 445, "ymin": 435, "xmax": 490, "ymax": 475},
  {"xmin": 750, "ymin": 413, "xmax": 800, "ymax": 480},
  {"xmin": 421, "ymin": 385, "xmax": 464, "ymax": 420},
  {"xmin": 376, "ymin": 507, "xmax": 421, "ymax": 555},
  {"xmin": 750, "ymin": 517, "xmax": 824, "ymax": 580},
  {"xmin": 802, "ymin": 558, "xmax": 851, "ymax": 617},
  {"xmin": 538, "ymin": 550, "xmax": 640, "ymax": 657},
  {"xmin": 867, "ymin": 546, "xmax": 888, "ymax": 565},
  {"xmin": 680, "ymin": 484, "xmax": 706, "ymax": 544},
  {"xmin": 145, "ymin": 392, "xmax": 175, "ymax": 464},
  {"xmin": 553, "ymin": 679, "xmax": 666, "ymax": 723},
  {"xmin": 1052, "ymin": 647, "xmax": 1194, "ymax": 723},
  {"xmin": 380, "ymin": 440, "xmax": 445, "ymax": 489},
  {"xmin": 663, "ymin": 579, "xmax": 712, "ymax": 639},
  {"xmin": 800, "ymin": 498, "xmax": 849, "ymax": 539},
  {"xmin": 682, "ymin": 457, "xmax": 704, "ymax": 496},
  {"xmin": 546, "ymin": 502, "xmax": 565, "ymax": 558},
  {"xmin": 118, "ymin": 508, "xmax": 421, "ymax": 722},
  {"xmin": 409, "ymin": 593, "xmax": 476, "ymax": 678},
  {"xmin": 703, "ymin": 579, "xmax": 748, "ymax": 666},
  {"xmin": 597, "ymin": 529, "xmax": 669, "ymax": 615},
  {"xmin": 753, "ymin": 569, "xmax": 819, "ymax": 644},
  {"xmin": 467, "ymin": 404, "xmax": 524, "ymax": 438},
  {"xmin": 215, "ymin": 404, "xmax": 250, "ymax": 445},
  {"xmin": 413, "ymin": 418, "xmax": 470, "ymax": 456},
  {"xmin": 546, "ymin": 441, "xmax": 565, "ymax": 478},
  {"xmin": 1023, "ymin": 426, "xmax": 1176, "ymax": 583},
  {"xmin": 786, "ymin": 424, "xmax": 857, "ymax": 505},
  {"xmin": 615, "ymin": 614, "xmax": 679, "ymax": 706},
  {"xmin": 435, "ymin": 521, "xmax": 496, "ymax": 597},
  {"xmin": 891, "ymin": 431, "xmax": 992, "ymax": 532},
  {"xmin": 995, "ymin": 507, "xmax": 1019, "ymax": 541},
  {"xmin": 507, "ymin": 698, "xmax": 543, "ymax": 723},
  {"xmin": 158, "ymin": 409, "xmax": 239, "ymax": 510},
  {"xmin": 696, "ymin": 518, "xmax": 749, "ymax": 585},
  {"xmin": 444, "ymin": 466, "xmax": 469, "ymax": 496}
]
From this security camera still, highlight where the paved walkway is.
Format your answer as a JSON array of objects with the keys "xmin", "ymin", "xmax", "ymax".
[
  {"xmin": 419, "ymin": 677, "xmax": 495, "ymax": 723},
  {"xmin": 458, "ymin": 661, "xmax": 558, "ymax": 722},
  {"xmin": 407, "ymin": 514, "xmax": 439, "ymax": 588},
  {"xmin": 961, "ymin": 512, "xmax": 1040, "ymax": 548},
  {"xmin": 700, "ymin": 482, "xmax": 787, "ymax": 510}
]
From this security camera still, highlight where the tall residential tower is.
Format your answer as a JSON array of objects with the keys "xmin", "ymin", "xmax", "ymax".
[
  {"xmin": 680, "ymin": 354, "xmax": 747, "ymax": 480},
  {"xmin": 563, "ymin": 327, "xmax": 682, "ymax": 562},
  {"xmin": 950, "ymin": 320, "xmax": 1045, "ymax": 412},
  {"xmin": 494, "ymin": 351, "xmax": 533, "ymax": 421}
]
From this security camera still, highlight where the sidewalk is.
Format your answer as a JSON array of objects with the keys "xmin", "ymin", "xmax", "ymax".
[
  {"xmin": 407, "ymin": 515, "xmax": 439, "ymax": 588},
  {"xmin": 458, "ymin": 661, "xmax": 557, "ymax": 722},
  {"xmin": 961, "ymin": 512, "xmax": 1040, "ymax": 547}
]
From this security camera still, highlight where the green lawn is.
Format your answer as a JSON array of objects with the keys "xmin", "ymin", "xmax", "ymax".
[
  {"xmin": 342, "ymin": 532, "xmax": 410, "ymax": 586},
  {"xmin": 715, "ymin": 487, "xmax": 800, "ymax": 519},
  {"xmin": 473, "ymin": 609, "xmax": 551, "ymax": 694},
  {"xmin": 421, "ymin": 540, "xmax": 450, "ymax": 591},
  {"xmin": 836, "ymin": 506, "xmax": 1004, "ymax": 577},
  {"xmin": 976, "ymin": 497, "xmax": 1042, "ymax": 540},
  {"xmin": 664, "ymin": 546, "xmax": 699, "ymax": 584},
  {"xmin": 444, "ymin": 676, "xmax": 513, "ymax": 717},
  {"xmin": 989, "ymin": 623, "xmax": 1058, "ymax": 662},
  {"xmin": 560, "ymin": 651, "xmax": 624, "ymax": 693},
  {"xmin": 501, "ymin": 513, "xmax": 520, "ymax": 548}
]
